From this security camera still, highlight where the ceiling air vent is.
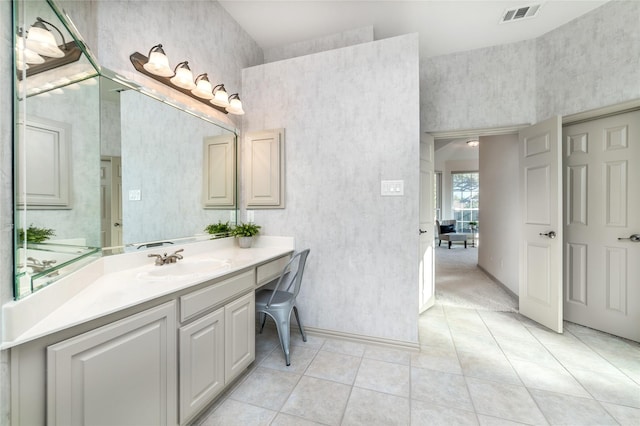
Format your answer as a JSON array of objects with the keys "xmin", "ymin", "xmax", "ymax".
[{"xmin": 501, "ymin": 4, "xmax": 541, "ymax": 23}]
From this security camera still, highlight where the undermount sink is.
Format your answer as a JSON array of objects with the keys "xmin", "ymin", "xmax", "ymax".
[{"xmin": 136, "ymin": 258, "xmax": 231, "ymax": 281}]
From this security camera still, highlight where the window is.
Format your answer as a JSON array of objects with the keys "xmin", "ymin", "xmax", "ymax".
[
  {"xmin": 434, "ymin": 171, "xmax": 442, "ymax": 221},
  {"xmin": 451, "ymin": 172, "xmax": 479, "ymax": 232}
]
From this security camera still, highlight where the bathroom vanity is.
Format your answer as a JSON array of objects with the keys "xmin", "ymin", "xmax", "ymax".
[{"xmin": 3, "ymin": 237, "xmax": 293, "ymax": 425}]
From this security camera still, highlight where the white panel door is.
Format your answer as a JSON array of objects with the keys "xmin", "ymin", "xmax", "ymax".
[
  {"xmin": 419, "ymin": 134, "xmax": 435, "ymax": 313},
  {"xmin": 519, "ymin": 116, "xmax": 563, "ymax": 333},
  {"xmin": 225, "ymin": 292, "xmax": 255, "ymax": 382},
  {"xmin": 564, "ymin": 109, "xmax": 639, "ymax": 341},
  {"xmin": 179, "ymin": 307, "xmax": 225, "ymax": 424},
  {"xmin": 47, "ymin": 302, "xmax": 177, "ymax": 426}
]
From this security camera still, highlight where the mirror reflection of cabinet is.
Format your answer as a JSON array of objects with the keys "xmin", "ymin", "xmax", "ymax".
[
  {"xmin": 202, "ymin": 134, "xmax": 236, "ymax": 208},
  {"xmin": 244, "ymin": 128, "xmax": 285, "ymax": 209},
  {"xmin": 18, "ymin": 117, "xmax": 71, "ymax": 208}
]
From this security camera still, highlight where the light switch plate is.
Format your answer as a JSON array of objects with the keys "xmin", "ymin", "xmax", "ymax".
[
  {"xmin": 128, "ymin": 189, "xmax": 141, "ymax": 201},
  {"xmin": 381, "ymin": 180, "xmax": 404, "ymax": 196},
  {"xmin": 246, "ymin": 210, "xmax": 255, "ymax": 223}
]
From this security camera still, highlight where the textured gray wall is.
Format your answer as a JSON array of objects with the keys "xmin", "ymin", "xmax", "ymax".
[{"xmin": 242, "ymin": 34, "xmax": 421, "ymax": 343}]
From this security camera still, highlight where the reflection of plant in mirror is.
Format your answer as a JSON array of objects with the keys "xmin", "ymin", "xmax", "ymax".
[
  {"xmin": 18, "ymin": 224, "xmax": 56, "ymax": 243},
  {"xmin": 231, "ymin": 222, "xmax": 261, "ymax": 237},
  {"xmin": 205, "ymin": 221, "xmax": 232, "ymax": 236}
]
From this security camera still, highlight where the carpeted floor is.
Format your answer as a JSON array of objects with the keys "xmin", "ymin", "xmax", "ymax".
[{"xmin": 435, "ymin": 244, "xmax": 518, "ymax": 312}]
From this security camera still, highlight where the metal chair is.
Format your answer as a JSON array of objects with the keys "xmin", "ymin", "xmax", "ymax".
[{"xmin": 256, "ymin": 249, "xmax": 310, "ymax": 366}]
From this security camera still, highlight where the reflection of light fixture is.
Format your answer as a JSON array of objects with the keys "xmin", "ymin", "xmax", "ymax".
[
  {"xmin": 467, "ymin": 139, "xmax": 479, "ymax": 147},
  {"xmin": 17, "ymin": 18, "xmax": 83, "ymax": 80},
  {"xmin": 26, "ymin": 18, "xmax": 65, "ymax": 58},
  {"xmin": 226, "ymin": 94, "xmax": 245, "ymax": 115},
  {"xmin": 191, "ymin": 73, "xmax": 214, "ymax": 99},
  {"xmin": 142, "ymin": 44, "xmax": 173, "ymax": 77},
  {"xmin": 130, "ymin": 46, "xmax": 245, "ymax": 115},
  {"xmin": 210, "ymin": 84, "xmax": 229, "ymax": 107},
  {"xmin": 170, "ymin": 61, "xmax": 195, "ymax": 90}
]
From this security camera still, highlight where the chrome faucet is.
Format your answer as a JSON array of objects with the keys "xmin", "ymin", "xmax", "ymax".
[
  {"xmin": 148, "ymin": 249, "xmax": 184, "ymax": 266},
  {"xmin": 26, "ymin": 257, "xmax": 57, "ymax": 273}
]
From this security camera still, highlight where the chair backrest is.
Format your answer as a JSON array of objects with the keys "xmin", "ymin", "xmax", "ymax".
[
  {"xmin": 436, "ymin": 219, "xmax": 456, "ymax": 236},
  {"xmin": 268, "ymin": 249, "xmax": 310, "ymax": 305}
]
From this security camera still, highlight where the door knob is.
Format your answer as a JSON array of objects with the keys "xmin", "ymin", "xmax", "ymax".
[
  {"xmin": 419, "ymin": 229, "xmax": 428, "ymax": 234},
  {"xmin": 618, "ymin": 233, "xmax": 640, "ymax": 242},
  {"xmin": 114, "ymin": 222, "xmax": 121, "ymax": 227},
  {"xmin": 539, "ymin": 231, "xmax": 556, "ymax": 239}
]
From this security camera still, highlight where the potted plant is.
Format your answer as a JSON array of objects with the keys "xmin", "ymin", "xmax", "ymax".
[
  {"xmin": 18, "ymin": 224, "xmax": 55, "ymax": 244},
  {"xmin": 231, "ymin": 222, "xmax": 261, "ymax": 248},
  {"xmin": 204, "ymin": 221, "xmax": 232, "ymax": 238},
  {"xmin": 468, "ymin": 221, "xmax": 478, "ymax": 232}
]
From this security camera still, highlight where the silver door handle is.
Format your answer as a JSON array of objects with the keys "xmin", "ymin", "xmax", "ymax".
[
  {"xmin": 419, "ymin": 229, "xmax": 428, "ymax": 234},
  {"xmin": 618, "ymin": 234, "xmax": 640, "ymax": 242},
  {"xmin": 539, "ymin": 231, "xmax": 556, "ymax": 239}
]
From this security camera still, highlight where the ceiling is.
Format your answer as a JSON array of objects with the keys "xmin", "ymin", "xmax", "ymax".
[{"xmin": 219, "ymin": 0, "xmax": 609, "ymax": 59}]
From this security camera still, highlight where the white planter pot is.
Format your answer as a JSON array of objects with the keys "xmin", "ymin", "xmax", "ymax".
[{"xmin": 237, "ymin": 236, "xmax": 254, "ymax": 248}]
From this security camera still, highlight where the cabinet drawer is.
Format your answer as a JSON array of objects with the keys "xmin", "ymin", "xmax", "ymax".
[
  {"xmin": 256, "ymin": 255, "xmax": 290, "ymax": 287},
  {"xmin": 181, "ymin": 270, "xmax": 254, "ymax": 323}
]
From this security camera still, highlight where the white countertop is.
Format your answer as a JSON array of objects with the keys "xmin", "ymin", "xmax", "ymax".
[{"xmin": 2, "ymin": 236, "xmax": 294, "ymax": 349}]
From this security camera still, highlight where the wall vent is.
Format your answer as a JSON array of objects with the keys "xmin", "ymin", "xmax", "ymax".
[{"xmin": 501, "ymin": 4, "xmax": 541, "ymax": 23}]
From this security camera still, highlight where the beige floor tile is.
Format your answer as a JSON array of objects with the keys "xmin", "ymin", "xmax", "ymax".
[
  {"xmin": 411, "ymin": 366, "xmax": 474, "ymax": 411},
  {"xmin": 411, "ymin": 344, "xmax": 462, "ymax": 375},
  {"xmin": 321, "ymin": 338, "xmax": 367, "ymax": 357},
  {"xmin": 495, "ymin": 336, "xmax": 562, "ymax": 370},
  {"xmin": 465, "ymin": 377, "xmax": 547, "ymax": 425},
  {"xmin": 530, "ymin": 389, "xmax": 617, "ymax": 425},
  {"xmin": 410, "ymin": 400, "xmax": 478, "ymax": 425},
  {"xmin": 451, "ymin": 330, "xmax": 503, "ymax": 357},
  {"xmin": 280, "ymin": 376, "xmax": 351, "ymax": 425},
  {"xmin": 229, "ymin": 367, "xmax": 301, "ymax": 411},
  {"xmin": 571, "ymin": 367, "xmax": 640, "ymax": 408},
  {"xmin": 457, "ymin": 350, "xmax": 521, "ymax": 385},
  {"xmin": 476, "ymin": 414, "xmax": 529, "ymax": 425},
  {"xmin": 600, "ymin": 402, "xmax": 640, "ymax": 426},
  {"xmin": 363, "ymin": 345, "xmax": 412, "ymax": 366},
  {"xmin": 342, "ymin": 387, "xmax": 410, "ymax": 426},
  {"xmin": 270, "ymin": 412, "xmax": 325, "ymax": 426},
  {"xmin": 260, "ymin": 344, "xmax": 318, "ymax": 373},
  {"xmin": 198, "ymin": 399, "xmax": 276, "ymax": 426},
  {"xmin": 354, "ymin": 358, "xmax": 410, "ymax": 397},
  {"xmin": 509, "ymin": 358, "xmax": 590, "ymax": 398},
  {"xmin": 305, "ymin": 350, "xmax": 361, "ymax": 385}
]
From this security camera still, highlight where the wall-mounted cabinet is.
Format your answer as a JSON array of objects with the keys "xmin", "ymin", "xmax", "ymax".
[
  {"xmin": 244, "ymin": 128, "xmax": 285, "ymax": 209},
  {"xmin": 202, "ymin": 134, "xmax": 236, "ymax": 208},
  {"xmin": 18, "ymin": 116, "xmax": 72, "ymax": 209}
]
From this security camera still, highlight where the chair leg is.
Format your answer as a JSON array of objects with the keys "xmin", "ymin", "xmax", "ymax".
[
  {"xmin": 293, "ymin": 306, "xmax": 307, "ymax": 342},
  {"xmin": 438, "ymin": 239, "xmax": 442, "ymax": 247},
  {"xmin": 259, "ymin": 312, "xmax": 267, "ymax": 333},
  {"xmin": 273, "ymin": 317, "xmax": 292, "ymax": 366},
  {"xmin": 448, "ymin": 241, "xmax": 452, "ymax": 249}
]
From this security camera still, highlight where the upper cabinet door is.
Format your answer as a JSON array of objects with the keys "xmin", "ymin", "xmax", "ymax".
[
  {"xmin": 244, "ymin": 129, "xmax": 285, "ymax": 209},
  {"xmin": 202, "ymin": 134, "xmax": 236, "ymax": 208}
]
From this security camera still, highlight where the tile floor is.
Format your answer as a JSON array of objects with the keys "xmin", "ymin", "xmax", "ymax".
[{"xmin": 194, "ymin": 250, "xmax": 640, "ymax": 425}]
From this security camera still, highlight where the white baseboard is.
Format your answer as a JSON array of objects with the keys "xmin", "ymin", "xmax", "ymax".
[
  {"xmin": 258, "ymin": 320, "xmax": 420, "ymax": 352},
  {"xmin": 477, "ymin": 264, "xmax": 519, "ymax": 302}
]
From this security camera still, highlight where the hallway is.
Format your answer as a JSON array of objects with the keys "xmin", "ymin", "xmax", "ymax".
[{"xmin": 194, "ymin": 250, "xmax": 640, "ymax": 425}]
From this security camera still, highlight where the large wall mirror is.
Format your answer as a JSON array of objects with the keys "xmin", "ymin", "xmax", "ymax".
[{"xmin": 14, "ymin": 0, "xmax": 238, "ymax": 299}]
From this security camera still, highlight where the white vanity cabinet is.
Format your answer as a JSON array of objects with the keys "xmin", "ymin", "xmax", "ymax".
[
  {"xmin": 47, "ymin": 301, "xmax": 178, "ymax": 426},
  {"xmin": 178, "ymin": 270, "xmax": 255, "ymax": 424}
]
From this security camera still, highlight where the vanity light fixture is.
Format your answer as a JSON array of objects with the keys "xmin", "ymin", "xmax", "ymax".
[
  {"xmin": 226, "ymin": 94, "xmax": 245, "ymax": 115},
  {"xmin": 210, "ymin": 84, "xmax": 229, "ymax": 107},
  {"xmin": 169, "ymin": 61, "xmax": 196, "ymax": 90},
  {"xmin": 26, "ymin": 18, "xmax": 65, "ymax": 58},
  {"xmin": 467, "ymin": 139, "xmax": 479, "ymax": 147},
  {"xmin": 130, "ymin": 45, "xmax": 245, "ymax": 115},
  {"xmin": 142, "ymin": 44, "xmax": 173, "ymax": 77},
  {"xmin": 17, "ymin": 18, "xmax": 83, "ymax": 80},
  {"xmin": 191, "ymin": 73, "xmax": 214, "ymax": 99}
]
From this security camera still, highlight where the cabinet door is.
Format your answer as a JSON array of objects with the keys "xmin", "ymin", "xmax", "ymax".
[
  {"xmin": 179, "ymin": 307, "xmax": 225, "ymax": 424},
  {"xmin": 245, "ymin": 128, "xmax": 285, "ymax": 208},
  {"xmin": 47, "ymin": 302, "xmax": 177, "ymax": 426},
  {"xmin": 202, "ymin": 134, "xmax": 236, "ymax": 208},
  {"xmin": 225, "ymin": 292, "xmax": 255, "ymax": 382}
]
